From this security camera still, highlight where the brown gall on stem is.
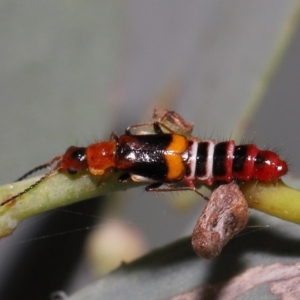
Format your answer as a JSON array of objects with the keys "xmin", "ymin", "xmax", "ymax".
[{"xmin": 192, "ymin": 182, "xmax": 249, "ymax": 259}]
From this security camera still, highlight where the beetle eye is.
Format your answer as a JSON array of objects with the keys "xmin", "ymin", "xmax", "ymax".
[
  {"xmin": 71, "ymin": 147, "xmax": 86, "ymax": 162},
  {"xmin": 68, "ymin": 167, "xmax": 78, "ymax": 174}
]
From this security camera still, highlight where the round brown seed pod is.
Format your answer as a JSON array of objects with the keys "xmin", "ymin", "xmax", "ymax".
[{"xmin": 192, "ymin": 182, "xmax": 249, "ymax": 259}]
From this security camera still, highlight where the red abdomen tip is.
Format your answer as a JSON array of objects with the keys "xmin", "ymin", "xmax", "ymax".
[
  {"xmin": 277, "ymin": 159, "xmax": 288, "ymax": 177},
  {"xmin": 253, "ymin": 150, "xmax": 288, "ymax": 181}
]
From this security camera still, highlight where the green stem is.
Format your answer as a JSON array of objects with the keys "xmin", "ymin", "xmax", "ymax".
[
  {"xmin": 241, "ymin": 179, "xmax": 300, "ymax": 224},
  {"xmin": 0, "ymin": 172, "xmax": 143, "ymax": 237},
  {"xmin": 0, "ymin": 171, "xmax": 299, "ymax": 238}
]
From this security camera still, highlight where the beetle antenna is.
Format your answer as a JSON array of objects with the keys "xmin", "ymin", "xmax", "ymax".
[
  {"xmin": 1, "ymin": 168, "xmax": 58, "ymax": 207},
  {"xmin": 16, "ymin": 156, "xmax": 61, "ymax": 181}
]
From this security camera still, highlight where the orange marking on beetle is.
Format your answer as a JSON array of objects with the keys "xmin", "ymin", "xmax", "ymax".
[
  {"xmin": 86, "ymin": 142, "xmax": 116, "ymax": 175},
  {"xmin": 164, "ymin": 134, "xmax": 188, "ymax": 180},
  {"xmin": 167, "ymin": 134, "xmax": 189, "ymax": 153},
  {"xmin": 165, "ymin": 155, "xmax": 185, "ymax": 181}
]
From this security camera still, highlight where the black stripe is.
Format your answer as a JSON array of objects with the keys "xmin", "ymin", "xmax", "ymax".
[
  {"xmin": 116, "ymin": 134, "xmax": 172, "ymax": 181},
  {"xmin": 128, "ymin": 160, "xmax": 168, "ymax": 181},
  {"xmin": 131, "ymin": 134, "xmax": 173, "ymax": 150},
  {"xmin": 116, "ymin": 134, "xmax": 173, "ymax": 159},
  {"xmin": 195, "ymin": 142, "xmax": 209, "ymax": 177},
  {"xmin": 232, "ymin": 145, "xmax": 248, "ymax": 173},
  {"xmin": 213, "ymin": 142, "xmax": 228, "ymax": 177},
  {"xmin": 255, "ymin": 154, "xmax": 266, "ymax": 165}
]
